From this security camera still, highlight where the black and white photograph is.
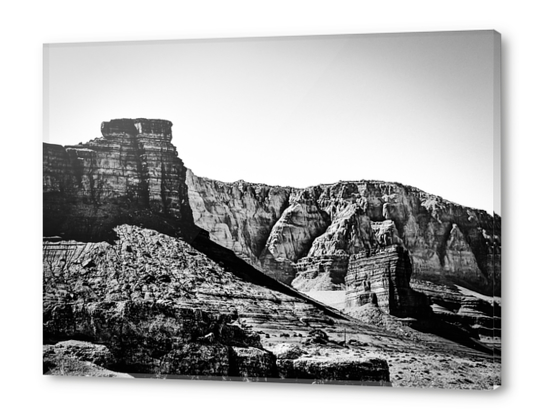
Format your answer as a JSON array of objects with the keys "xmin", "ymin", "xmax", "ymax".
[{"xmin": 42, "ymin": 31, "xmax": 501, "ymax": 389}]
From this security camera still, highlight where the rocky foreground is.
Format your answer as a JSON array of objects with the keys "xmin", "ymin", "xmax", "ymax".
[
  {"xmin": 43, "ymin": 118, "xmax": 500, "ymax": 388},
  {"xmin": 187, "ymin": 172, "xmax": 501, "ymax": 343},
  {"xmin": 44, "ymin": 226, "xmax": 499, "ymax": 388}
]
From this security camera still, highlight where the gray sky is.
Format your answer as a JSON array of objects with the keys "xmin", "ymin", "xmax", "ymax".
[{"xmin": 44, "ymin": 31, "xmax": 500, "ymax": 215}]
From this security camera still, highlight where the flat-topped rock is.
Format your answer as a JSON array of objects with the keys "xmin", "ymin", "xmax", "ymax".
[
  {"xmin": 101, "ymin": 118, "xmax": 173, "ymax": 140},
  {"xmin": 43, "ymin": 118, "xmax": 195, "ymax": 242}
]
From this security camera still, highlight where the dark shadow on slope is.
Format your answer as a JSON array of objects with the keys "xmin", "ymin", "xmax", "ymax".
[
  {"xmin": 186, "ymin": 228, "xmax": 351, "ymax": 322},
  {"xmin": 408, "ymin": 317, "xmax": 500, "ymax": 356}
]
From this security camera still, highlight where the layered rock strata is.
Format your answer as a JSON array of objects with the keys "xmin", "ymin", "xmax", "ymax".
[
  {"xmin": 409, "ymin": 279, "xmax": 501, "ymax": 346},
  {"xmin": 44, "ymin": 118, "xmax": 196, "ymax": 242},
  {"xmin": 186, "ymin": 170, "xmax": 294, "ymax": 277},
  {"xmin": 187, "ymin": 171, "xmax": 500, "ymax": 346},
  {"xmin": 43, "ymin": 226, "xmax": 498, "ymax": 387},
  {"xmin": 43, "ymin": 118, "xmax": 500, "ymax": 377},
  {"xmin": 44, "ymin": 119, "xmax": 499, "ymax": 303},
  {"xmin": 43, "ymin": 225, "xmax": 398, "ymax": 383},
  {"xmin": 187, "ymin": 175, "xmax": 501, "ymax": 301},
  {"xmin": 344, "ymin": 245, "xmax": 429, "ymax": 317}
]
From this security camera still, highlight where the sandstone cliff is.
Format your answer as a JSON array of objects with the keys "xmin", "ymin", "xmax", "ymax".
[
  {"xmin": 186, "ymin": 169, "xmax": 501, "ymax": 346},
  {"xmin": 187, "ymin": 175, "xmax": 500, "ymax": 298},
  {"xmin": 44, "ymin": 118, "xmax": 197, "ymax": 242},
  {"xmin": 344, "ymin": 245, "xmax": 430, "ymax": 318},
  {"xmin": 186, "ymin": 170, "xmax": 294, "ymax": 278},
  {"xmin": 43, "ymin": 118, "xmax": 500, "ymax": 386}
]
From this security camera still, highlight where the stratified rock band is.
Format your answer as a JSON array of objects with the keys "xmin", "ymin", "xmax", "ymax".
[{"xmin": 43, "ymin": 119, "xmax": 500, "ymax": 389}]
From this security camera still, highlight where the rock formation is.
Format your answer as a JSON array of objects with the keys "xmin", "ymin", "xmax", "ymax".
[
  {"xmin": 43, "ymin": 118, "xmax": 500, "ymax": 387},
  {"xmin": 44, "ymin": 118, "xmax": 196, "ymax": 242},
  {"xmin": 43, "ymin": 225, "xmax": 395, "ymax": 383},
  {"xmin": 186, "ymin": 170, "xmax": 294, "ymax": 276},
  {"xmin": 187, "ymin": 176, "xmax": 500, "ymax": 297},
  {"xmin": 187, "ymin": 173, "xmax": 501, "ymax": 335},
  {"xmin": 344, "ymin": 245, "xmax": 429, "ymax": 318}
]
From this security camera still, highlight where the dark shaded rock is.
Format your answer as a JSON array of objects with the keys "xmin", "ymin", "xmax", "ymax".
[
  {"xmin": 81, "ymin": 258, "xmax": 95, "ymax": 268},
  {"xmin": 43, "ymin": 299, "xmax": 261, "ymax": 376},
  {"xmin": 101, "ymin": 118, "xmax": 172, "ymax": 141},
  {"xmin": 277, "ymin": 356, "xmax": 390, "ymax": 385},
  {"xmin": 409, "ymin": 278, "xmax": 501, "ymax": 344},
  {"xmin": 157, "ymin": 274, "xmax": 171, "ymax": 283},
  {"xmin": 159, "ymin": 343, "xmax": 230, "ymax": 377},
  {"xmin": 229, "ymin": 347, "xmax": 276, "ymax": 379}
]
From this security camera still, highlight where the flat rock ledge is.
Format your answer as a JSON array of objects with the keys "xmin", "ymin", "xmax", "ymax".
[
  {"xmin": 43, "ymin": 339, "xmax": 390, "ymax": 385},
  {"xmin": 276, "ymin": 356, "xmax": 390, "ymax": 386}
]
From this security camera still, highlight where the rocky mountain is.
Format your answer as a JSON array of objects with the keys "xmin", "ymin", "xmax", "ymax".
[
  {"xmin": 187, "ymin": 171, "xmax": 501, "ymax": 341},
  {"xmin": 187, "ymin": 173, "xmax": 500, "ymax": 297},
  {"xmin": 43, "ymin": 118, "xmax": 500, "ymax": 388},
  {"xmin": 44, "ymin": 118, "xmax": 197, "ymax": 243}
]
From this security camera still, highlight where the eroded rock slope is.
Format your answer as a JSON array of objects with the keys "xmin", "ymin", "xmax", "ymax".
[
  {"xmin": 43, "ymin": 118, "xmax": 500, "ymax": 387},
  {"xmin": 43, "ymin": 225, "xmax": 397, "ymax": 383},
  {"xmin": 187, "ymin": 175, "xmax": 500, "ymax": 296},
  {"xmin": 187, "ymin": 172, "xmax": 501, "ymax": 339},
  {"xmin": 43, "ymin": 225, "xmax": 497, "ymax": 387}
]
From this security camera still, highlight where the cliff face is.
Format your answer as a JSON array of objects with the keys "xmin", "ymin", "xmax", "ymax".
[
  {"xmin": 43, "ymin": 118, "xmax": 196, "ymax": 242},
  {"xmin": 186, "ymin": 170, "xmax": 294, "ymax": 274},
  {"xmin": 42, "ymin": 118, "xmax": 500, "ymax": 387},
  {"xmin": 344, "ymin": 245, "xmax": 429, "ymax": 318},
  {"xmin": 187, "ymin": 175, "xmax": 501, "ymax": 300},
  {"xmin": 44, "ymin": 118, "xmax": 499, "ymax": 315}
]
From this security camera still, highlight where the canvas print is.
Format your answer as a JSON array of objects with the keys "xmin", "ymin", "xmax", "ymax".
[{"xmin": 43, "ymin": 31, "xmax": 501, "ymax": 389}]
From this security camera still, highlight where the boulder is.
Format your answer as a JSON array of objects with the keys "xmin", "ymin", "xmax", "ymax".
[
  {"xmin": 229, "ymin": 347, "xmax": 276, "ymax": 379},
  {"xmin": 277, "ymin": 355, "xmax": 390, "ymax": 385}
]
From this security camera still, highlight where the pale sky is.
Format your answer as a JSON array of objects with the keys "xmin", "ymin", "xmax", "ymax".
[{"xmin": 44, "ymin": 31, "xmax": 500, "ymax": 215}]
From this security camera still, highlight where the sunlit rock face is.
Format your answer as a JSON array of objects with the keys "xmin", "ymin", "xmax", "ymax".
[
  {"xmin": 186, "ymin": 169, "xmax": 293, "ymax": 274},
  {"xmin": 187, "ymin": 176, "xmax": 500, "ymax": 299},
  {"xmin": 43, "ymin": 119, "xmax": 500, "ymax": 301}
]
